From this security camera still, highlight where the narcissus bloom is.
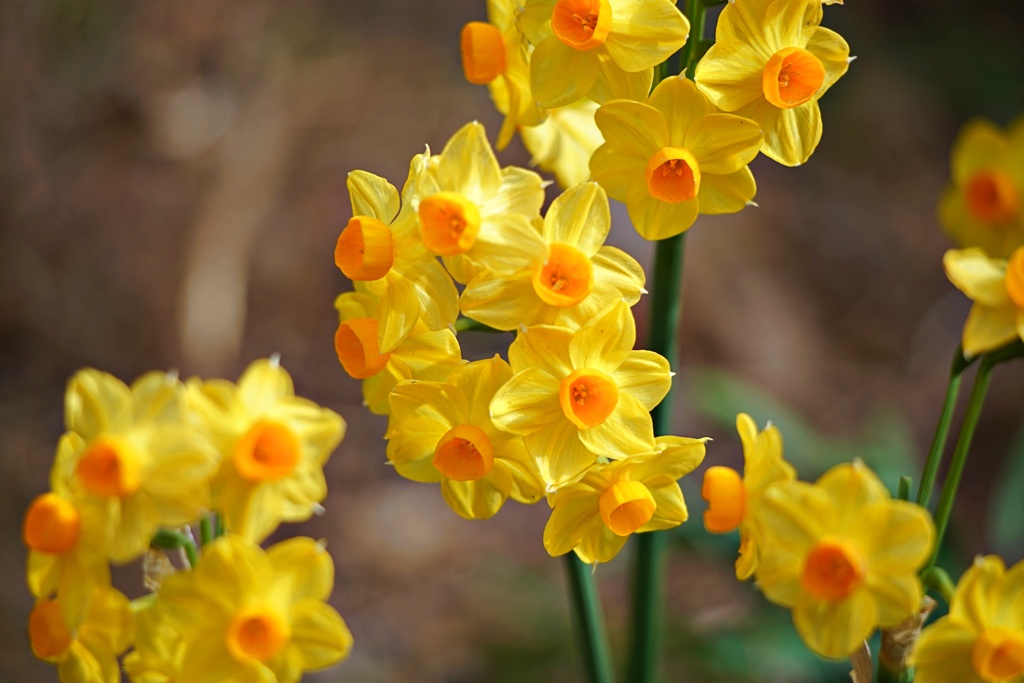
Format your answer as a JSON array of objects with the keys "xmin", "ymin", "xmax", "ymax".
[
  {"xmin": 24, "ymin": 476, "xmax": 111, "ymax": 627},
  {"xmin": 461, "ymin": 0, "xmax": 545, "ymax": 149},
  {"xmin": 335, "ymin": 291, "xmax": 463, "ymax": 414},
  {"xmin": 187, "ymin": 358, "xmax": 346, "ymax": 542},
  {"xmin": 910, "ymin": 556, "xmax": 1024, "ymax": 683},
  {"xmin": 939, "ymin": 118, "xmax": 1024, "ymax": 259},
  {"xmin": 337, "ymin": 166, "xmax": 459, "ymax": 352},
  {"xmin": 156, "ymin": 535, "xmax": 353, "ymax": 683},
  {"xmin": 29, "ymin": 584, "xmax": 134, "ymax": 683},
  {"xmin": 520, "ymin": 99, "xmax": 604, "ymax": 188},
  {"xmin": 694, "ymin": 0, "xmax": 850, "ymax": 166},
  {"xmin": 517, "ymin": 0, "xmax": 688, "ymax": 109},
  {"xmin": 386, "ymin": 356, "xmax": 544, "ymax": 519},
  {"xmin": 944, "ymin": 247, "xmax": 1024, "ymax": 357},
  {"xmin": 544, "ymin": 436, "xmax": 706, "ymax": 563},
  {"xmin": 590, "ymin": 75, "xmax": 762, "ymax": 240},
  {"xmin": 490, "ymin": 301, "xmax": 671, "ymax": 486},
  {"xmin": 756, "ymin": 461, "xmax": 934, "ymax": 659},
  {"xmin": 122, "ymin": 597, "xmax": 184, "ymax": 683},
  {"xmin": 412, "ymin": 122, "xmax": 546, "ymax": 284},
  {"xmin": 460, "ymin": 182, "xmax": 645, "ymax": 330},
  {"xmin": 53, "ymin": 370, "xmax": 219, "ymax": 563},
  {"xmin": 701, "ymin": 413, "xmax": 795, "ymax": 580}
]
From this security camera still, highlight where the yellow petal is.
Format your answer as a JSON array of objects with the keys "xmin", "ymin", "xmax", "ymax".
[
  {"xmin": 531, "ymin": 36, "xmax": 599, "ymax": 109},
  {"xmin": 289, "ymin": 600, "xmax": 354, "ymax": 671},
  {"xmin": 589, "ymin": 144, "xmax": 647, "ymax": 201},
  {"xmin": 569, "ymin": 300, "xmax": 636, "ymax": 373},
  {"xmin": 544, "ymin": 183, "xmax": 611, "ymax": 257},
  {"xmin": 756, "ymin": 99, "xmax": 822, "ymax": 167},
  {"xmin": 594, "ymin": 100, "xmax": 668, "ymax": 160},
  {"xmin": 963, "ymin": 304, "xmax": 1019, "ymax": 357},
  {"xmin": 624, "ymin": 182, "xmax": 699, "ymax": 240},
  {"xmin": 943, "ymin": 248, "xmax": 1011, "ymax": 307},
  {"xmin": 603, "ymin": 0, "xmax": 689, "ymax": 72},
  {"xmin": 950, "ymin": 555, "xmax": 1005, "ymax": 628},
  {"xmin": 865, "ymin": 572, "xmax": 923, "ymax": 627},
  {"xmin": 489, "ymin": 367, "xmax": 562, "ymax": 435},
  {"xmin": 527, "ymin": 418, "xmax": 599, "ymax": 486},
  {"xmin": 806, "ymin": 27, "xmax": 851, "ymax": 95},
  {"xmin": 644, "ymin": 481, "xmax": 688, "ymax": 530},
  {"xmin": 347, "ymin": 170, "xmax": 400, "ymax": 222},
  {"xmin": 392, "ymin": 258, "xmax": 460, "ymax": 333},
  {"xmin": 587, "ymin": 55, "xmax": 652, "ymax": 104},
  {"xmin": 238, "ymin": 359, "xmax": 295, "ymax": 413},
  {"xmin": 487, "ymin": 165, "xmax": 547, "ymax": 219},
  {"xmin": 508, "ymin": 324, "xmax": 574, "ymax": 378},
  {"xmin": 578, "ymin": 393, "xmax": 656, "ymax": 457},
  {"xmin": 951, "ymin": 119, "xmax": 1007, "ymax": 185},
  {"xmin": 460, "ymin": 271, "xmax": 546, "ymax": 331},
  {"xmin": 447, "ymin": 356, "xmax": 513, "ymax": 427},
  {"xmin": 792, "ymin": 589, "xmax": 877, "ymax": 659},
  {"xmin": 470, "ymin": 213, "xmax": 548, "ymax": 276},
  {"xmin": 697, "ymin": 167, "xmax": 757, "ymax": 215},
  {"xmin": 435, "ymin": 121, "xmax": 502, "ymax": 197},
  {"xmin": 267, "ymin": 537, "xmax": 334, "ymax": 602},
  {"xmin": 441, "ymin": 476, "xmax": 508, "ymax": 520},
  {"xmin": 64, "ymin": 370, "xmax": 132, "ymax": 441},
  {"xmin": 852, "ymin": 501, "xmax": 934, "ymax": 575},
  {"xmin": 613, "ymin": 350, "xmax": 671, "ymax": 411},
  {"xmin": 908, "ymin": 619, "xmax": 980, "ymax": 683},
  {"xmin": 693, "ymin": 40, "xmax": 766, "ymax": 112},
  {"xmin": 375, "ymin": 271, "xmax": 423, "ymax": 353},
  {"xmin": 544, "ymin": 489, "xmax": 603, "ymax": 557},
  {"xmin": 815, "ymin": 461, "xmax": 890, "ymax": 533},
  {"xmin": 648, "ymin": 75, "xmax": 717, "ymax": 146},
  {"xmin": 763, "ymin": 0, "xmax": 822, "ymax": 51},
  {"xmin": 518, "ymin": 0, "xmax": 558, "ymax": 45},
  {"xmin": 685, "ymin": 114, "xmax": 762, "ymax": 175}
]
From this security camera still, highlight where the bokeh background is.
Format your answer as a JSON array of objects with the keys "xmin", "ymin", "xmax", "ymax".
[{"xmin": 3, "ymin": 0, "xmax": 1024, "ymax": 681}]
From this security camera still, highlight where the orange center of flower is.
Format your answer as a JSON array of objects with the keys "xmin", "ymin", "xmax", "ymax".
[
  {"xmin": 972, "ymin": 628, "xmax": 1024, "ymax": 682},
  {"xmin": 335, "ymin": 216, "xmax": 395, "ymax": 281},
  {"xmin": 532, "ymin": 243, "xmax": 594, "ymax": 307},
  {"xmin": 965, "ymin": 169, "xmax": 1019, "ymax": 223},
  {"xmin": 227, "ymin": 607, "xmax": 290, "ymax": 663},
  {"xmin": 335, "ymin": 317, "xmax": 391, "ymax": 379},
  {"xmin": 1006, "ymin": 248, "xmax": 1024, "ymax": 310},
  {"xmin": 645, "ymin": 147, "xmax": 701, "ymax": 203},
  {"xmin": 559, "ymin": 368, "xmax": 619, "ymax": 429},
  {"xmin": 433, "ymin": 424, "xmax": 495, "ymax": 481},
  {"xmin": 599, "ymin": 480, "xmax": 656, "ymax": 536},
  {"xmin": 762, "ymin": 47, "xmax": 826, "ymax": 109},
  {"xmin": 801, "ymin": 537, "xmax": 866, "ymax": 602},
  {"xmin": 29, "ymin": 599, "xmax": 72, "ymax": 660},
  {"xmin": 23, "ymin": 493, "xmax": 80, "ymax": 554},
  {"xmin": 461, "ymin": 22, "xmax": 506, "ymax": 85},
  {"xmin": 233, "ymin": 420, "xmax": 301, "ymax": 482},
  {"xmin": 76, "ymin": 437, "xmax": 142, "ymax": 498},
  {"xmin": 551, "ymin": 0, "xmax": 612, "ymax": 51},
  {"xmin": 701, "ymin": 466, "xmax": 746, "ymax": 534},
  {"xmin": 419, "ymin": 192, "xmax": 482, "ymax": 256}
]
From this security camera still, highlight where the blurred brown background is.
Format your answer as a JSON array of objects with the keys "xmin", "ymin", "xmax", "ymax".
[{"xmin": 3, "ymin": 0, "xmax": 1024, "ymax": 681}]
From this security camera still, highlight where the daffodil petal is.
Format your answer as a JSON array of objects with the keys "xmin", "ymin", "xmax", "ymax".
[
  {"xmin": 569, "ymin": 300, "xmax": 636, "ymax": 373},
  {"xmin": 943, "ymin": 248, "xmax": 1011, "ymax": 307},
  {"xmin": 649, "ymin": 75, "xmax": 717, "ymax": 146},
  {"xmin": 544, "ymin": 182, "xmax": 611, "ymax": 257},
  {"xmin": 509, "ymin": 324, "xmax": 574, "ymax": 377},
  {"xmin": 908, "ymin": 619, "xmax": 979, "ymax": 683},
  {"xmin": 613, "ymin": 350, "xmax": 671, "ymax": 411},
  {"xmin": 963, "ymin": 304, "xmax": 1019, "ymax": 357},
  {"xmin": 792, "ymin": 590, "xmax": 878, "ymax": 659},
  {"xmin": 625, "ymin": 182, "xmax": 699, "ymax": 240},
  {"xmin": 544, "ymin": 489, "xmax": 602, "ymax": 556},
  {"xmin": 490, "ymin": 367, "xmax": 562, "ymax": 435},
  {"xmin": 347, "ymin": 170, "xmax": 400, "ymax": 222},
  {"xmin": 603, "ymin": 0, "xmax": 690, "ymax": 72},
  {"xmin": 588, "ymin": 55, "xmax": 653, "ymax": 105},
  {"xmin": 594, "ymin": 101, "xmax": 668, "ymax": 160},
  {"xmin": 697, "ymin": 168, "xmax": 757, "ymax": 215},
  {"xmin": 531, "ymin": 36, "xmax": 599, "ymax": 109},
  {"xmin": 527, "ymin": 419, "xmax": 598, "ymax": 486},
  {"xmin": 693, "ymin": 40, "xmax": 766, "ymax": 112},
  {"xmin": 685, "ymin": 114, "xmax": 762, "ymax": 175}
]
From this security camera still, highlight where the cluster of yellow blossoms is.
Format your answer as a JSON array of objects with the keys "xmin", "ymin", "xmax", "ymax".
[
  {"xmin": 941, "ymin": 118, "xmax": 1024, "ymax": 356},
  {"xmin": 24, "ymin": 360, "xmax": 352, "ymax": 682}
]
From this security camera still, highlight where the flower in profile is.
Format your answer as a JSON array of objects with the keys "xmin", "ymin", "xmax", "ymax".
[
  {"xmin": 756, "ymin": 461, "xmax": 934, "ymax": 659},
  {"xmin": 590, "ymin": 75, "xmax": 762, "ymax": 240},
  {"xmin": 337, "ymin": 165, "xmax": 459, "ymax": 352},
  {"xmin": 386, "ymin": 356, "xmax": 544, "ymax": 519},
  {"xmin": 29, "ymin": 584, "xmax": 134, "ymax": 683},
  {"xmin": 490, "ymin": 301, "xmax": 671, "ymax": 486},
  {"xmin": 412, "ymin": 121, "xmax": 546, "ymax": 284},
  {"xmin": 156, "ymin": 535, "xmax": 353, "ymax": 683},
  {"xmin": 520, "ymin": 99, "xmax": 604, "ymax": 188},
  {"xmin": 460, "ymin": 182, "xmax": 645, "ymax": 330},
  {"xmin": 461, "ymin": 0, "xmax": 545, "ymax": 149},
  {"xmin": 910, "ymin": 555, "xmax": 1024, "ymax": 683},
  {"xmin": 701, "ymin": 413, "xmax": 795, "ymax": 580},
  {"xmin": 517, "ymin": 0, "xmax": 689, "ymax": 109},
  {"xmin": 53, "ymin": 370, "xmax": 219, "ymax": 563},
  {"xmin": 938, "ymin": 118, "xmax": 1024, "ymax": 259},
  {"xmin": 944, "ymin": 247, "xmax": 1024, "ymax": 357},
  {"xmin": 187, "ymin": 358, "xmax": 346, "ymax": 542},
  {"xmin": 544, "ymin": 436, "xmax": 706, "ymax": 564},
  {"xmin": 694, "ymin": 0, "xmax": 850, "ymax": 166},
  {"xmin": 334, "ymin": 291, "xmax": 463, "ymax": 414}
]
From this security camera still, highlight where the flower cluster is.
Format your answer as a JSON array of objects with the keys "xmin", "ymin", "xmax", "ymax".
[
  {"xmin": 702, "ymin": 415, "xmax": 935, "ymax": 659},
  {"xmin": 25, "ymin": 359, "xmax": 352, "ymax": 683}
]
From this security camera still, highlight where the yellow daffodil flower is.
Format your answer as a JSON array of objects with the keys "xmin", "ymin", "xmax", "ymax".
[
  {"xmin": 186, "ymin": 358, "xmax": 346, "ymax": 542},
  {"xmin": 944, "ymin": 247, "xmax": 1024, "ymax": 357},
  {"xmin": 701, "ymin": 413, "xmax": 795, "ymax": 580},
  {"xmin": 386, "ymin": 356, "xmax": 544, "ymax": 519},
  {"xmin": 756, "ymin": 460, "xmax": 934, "ymax": 659},
  {"xmin": 53, "ymin": 370, "xmax": 219, "ymax": 564},
  {"xmin": 122, "ymin": 596, "xmax": 184, "ymax": 682},
  {"xmin": 910, "ymin": 555, "xmax": 1024, "ymax": 683},
  {"xmin": 461, "ymin": 0, "xmax": 545, "ymax": 149},
  {"xmin": 460, "ymin": 182, "xmax": 645, "ymax": 330},
  {"xmin": 590, "ymin": 75, "xmax": 763, "ymax": 240},
  {"xmin": 520, "ymin": 99, "xmax": 604, "ymax": 188},
  {"xmin": 694, "ymin": 0, "xmax": 850, "ymax": 167},
  {"xmin": 412, "ymin": 121, "xmax": 546, "ymax": 284},
  {"xmin": 939, "ymin": 118, "xmax": 1024, "ymax": 258},
  {"xmin": 29, "ymin": 584, "xmax": 134, "ymax": 683},
  {"xmin": 544, "ymin": 436, "xmax": 706, "ymax": 564},
  {"xmin": 337, "ymin": 165, "xmax": 459, "ymax": 353},
  {"xmin": 490, "ymin": 301, "xmax": 671, "ymax": 487},
  {"xmin": 335, "ymin": 291, "xmax": 463, "ymax": 415},
  {"xmin": 24, "ymin": 468, "xmax": 111, "ymax": 627},
  {"xmin": 156, "ymin": 535, "xmax": 353, "ymax": 683},
  {"xmin": 517, "ymin": 0, "xmax": 688, "ymax": 109}
]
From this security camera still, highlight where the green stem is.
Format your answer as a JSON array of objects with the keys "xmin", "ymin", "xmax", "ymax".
[
  {"xmin": 214, "ymin": 511, "xmax": 225, "ymax": 538},
  {"xmin": 921, "ymin": 566, "xmax": 956, "ymax": 604},
  {"xmin": 897, "ymin": 476, "xmax": 912, "ymax": 501},
  {"xmin": 681, "ymin": 0, "xmax": 708, "ymax": 78},
  {"xmin": 151, "ymin": 528, "xmax": 199, "ymax": 568},
  {"xmin": 915, "ymin": 346, "xmax": 971, "ymax": 509},
  {"xmin": 927, "ymin": 358, "xmax": 994, "ymax": 567},
  {"xmin": 564, "ymin": 554, "xmax": 616, "ymax": 683},
  {"xmin": 200, "ymin": 515, "xmax": 213, "ymax": 546},
  {"xmin": 877, "ymin": 660, "xmax": 914, "ymax": 683},
  {"xmin": 453, "ymin": 316, "xmax": 502, "ymax": 334}
]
